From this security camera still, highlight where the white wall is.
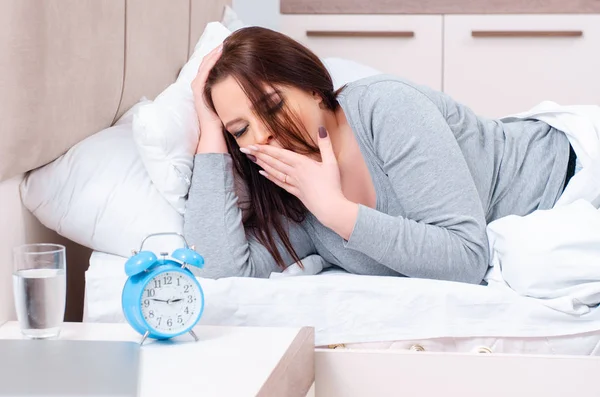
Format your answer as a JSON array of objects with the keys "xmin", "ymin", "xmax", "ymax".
[{"xmin": 232, "ymin": 0, "xmax": 280, "ymax": 30}]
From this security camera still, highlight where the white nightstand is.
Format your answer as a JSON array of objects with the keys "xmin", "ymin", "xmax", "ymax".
[{"xmin": 0, "ymin": 321, "xmax": 314, "ymax": 397}]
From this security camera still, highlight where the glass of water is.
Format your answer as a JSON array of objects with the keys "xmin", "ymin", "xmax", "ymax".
[{"xmin": 13, "ymin": 244, "xmax": 66, "ymax": 339}]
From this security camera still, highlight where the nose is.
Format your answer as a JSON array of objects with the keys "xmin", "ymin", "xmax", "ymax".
[{"xmin": 254, "ymin": 127, "xmax": 274, "ymax": 145}]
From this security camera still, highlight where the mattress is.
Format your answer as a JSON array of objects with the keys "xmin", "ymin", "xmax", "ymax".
[{"xmin": 84, "ymin": 251, "xmax": 600, "ymax": 355}]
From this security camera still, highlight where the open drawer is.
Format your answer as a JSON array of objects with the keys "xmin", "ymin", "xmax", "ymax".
[{"xmin": 314, "ymin": 348, "xmax": 600, "ymax": 396}]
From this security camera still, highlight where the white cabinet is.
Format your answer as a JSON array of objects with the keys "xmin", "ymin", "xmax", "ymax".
[
  {"xmin": 279, "ymin": 13, "xmax": 600, "ymax": 118},
  {"xmin": 444, "ymin": 15, "xmax": 600, "ymax": 118},
  {"xmin": 279, "ymin": 15, "xmax": 443, "ymax": 91}
]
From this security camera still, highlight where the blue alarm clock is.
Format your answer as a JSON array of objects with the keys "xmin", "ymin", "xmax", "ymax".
[{"xmin": 121, "ymin": 232, "xmax": 205, "ymax": 345}]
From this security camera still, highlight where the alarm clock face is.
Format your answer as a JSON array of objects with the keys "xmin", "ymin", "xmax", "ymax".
[{"xmin": 140, "ymin": 271, "xmax": 202, "ymax": 335}]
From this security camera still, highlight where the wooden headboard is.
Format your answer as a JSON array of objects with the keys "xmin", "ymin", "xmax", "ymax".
[{"xmin": 0, "ymin": 0, "xmax": 230, "ymax": 325}]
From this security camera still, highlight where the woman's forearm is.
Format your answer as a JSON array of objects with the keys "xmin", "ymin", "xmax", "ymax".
[
  {"xmin": 183, "ymin": 154, "xmax": 318, "ymax": 278},
  {"xmin": 183, "ymin": 154, "xmax": 274, "ymax": 278}
]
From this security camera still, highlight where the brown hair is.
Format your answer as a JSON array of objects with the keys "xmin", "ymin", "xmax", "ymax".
[{"xmin": 203, "ymin": 26, "xmax": 340, "ymax": 269}]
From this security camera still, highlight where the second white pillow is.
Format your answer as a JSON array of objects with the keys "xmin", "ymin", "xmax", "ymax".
[{"xmin": 132, "ymin": 22, "xmax": 232, "ymax": 214}]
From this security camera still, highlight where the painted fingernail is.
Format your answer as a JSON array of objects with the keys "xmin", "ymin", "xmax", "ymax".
[
  {"xmin": 240, "ymin": 147, "xmax": 251, "ymax": 154},
  {"xmin": 248, "ymin": 145, "xmax": 259, "ymax": 151},
  {"xmin": 258, "ymin": 170, "xmax": 268, "ymax": 177},
  {"xmin": 319, "ymin": 126, "xmax": 327, "ymax": 138},
  {"xmin": 246, "ymin": 154, "xmax": 257, "ymax": 162}
]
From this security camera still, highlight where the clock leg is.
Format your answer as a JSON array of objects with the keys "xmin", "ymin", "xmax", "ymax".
[
  {"xmin": 189, "ymin": 329, "xmax": 199, "ymax": 342},
  {"xmin": 140, "ymin": 331, "xmax": 150, "ymax": 346}
]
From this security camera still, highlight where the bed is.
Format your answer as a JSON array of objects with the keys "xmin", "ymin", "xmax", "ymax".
[{"xmin": 2, "ymin": 1, "xmax": 600, "ymax": 396}]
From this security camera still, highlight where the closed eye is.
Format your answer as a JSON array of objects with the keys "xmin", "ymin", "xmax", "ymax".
[
  {"xmin": 232, "ymin": 125, "xmax": 248, "ymax": 139},
  {"xmin": 267, "ymin": 100, "xmax": 284, "ymax": 115}
]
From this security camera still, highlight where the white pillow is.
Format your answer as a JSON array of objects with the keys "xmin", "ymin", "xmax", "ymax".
[
  {"xmin": 220, "ymin": 5, "xmax": 246, "ymax": 31},
  {"xmin": 132, "ymin": 23, "xmax": 381, "ymax": 213},
  {"xmin": 20, "ymin": 101, "xmax": 184, "ymax": 258},
  {"xmin": 132, "ymin": 22, "xmax": 232, "ymax": 214},
  {"xmin": 322, "ymin": 57, "xmax": 381, "ymax": 90}
]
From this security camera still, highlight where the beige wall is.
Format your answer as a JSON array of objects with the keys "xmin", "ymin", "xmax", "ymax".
[
  {"xmin": 0, "ymin": 177, "xmax": 24, "ymax": 325},
  {"xmin": 0, "ymin": 0, "xmax": 230, "ymax": 327}
]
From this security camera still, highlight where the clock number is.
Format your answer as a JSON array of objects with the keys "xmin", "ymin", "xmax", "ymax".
[
  {"xmin": 184, "ymin": 285, "xmax": 190, "ymax": 293},
  {"xmin": 164, "ymin": 275, "xmax": 172, "ymax": 285},
  {"xmin": 167, "ymin": 318, "xmax": 173, "ymax": 327},
  {"xmin": 143, "ymin": 299, "xmax": 150, "ymax": 308},
  {"xmin": 177, "ymin": 315, "xmax": 183, "ymax": 324},
  {"xmin": 187, "ymin": 295, "xmax": 194, "ymax": 303},
  {"xmin": 149, "ymin": 310, "xmax": 154, "ymax": 318},
  {"xmin": 184, "ymin": 307, "xmax": 189, "ymax": 314},
  {"xmin": 157, "ymin": 317, "xmax": 162, "ymax": 326},
  {"xmin": 153, "ymin": 279, "xmax": 162, "ymax": 289},
  {"xmin": 146, "ymin": 289, "xmax": 155, "ymax": 298},
  {"xmin": 177, "ymin": 278, "xmax": 181, "ymax": 287}
]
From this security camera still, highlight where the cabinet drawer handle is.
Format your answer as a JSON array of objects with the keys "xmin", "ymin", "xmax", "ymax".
[
  {"xmin": 471, "ymin": 30, "xmax": 583, "ymax": 38},
  {"xmin": 306, "ymin": 30, "xmax": 415, "ymax": 38}
]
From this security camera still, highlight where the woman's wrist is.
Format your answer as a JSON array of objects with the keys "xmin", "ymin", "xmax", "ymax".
[
  {"xmin": 196, "ymin": 124, "xmax": 228, "ymax": 154},
  {"xmin": 322, "ymin": 198, "xmax": 359, "ymax": 241}
]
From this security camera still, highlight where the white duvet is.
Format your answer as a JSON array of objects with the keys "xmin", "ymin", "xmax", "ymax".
[
  {"xmin": 85, "ymin": 250, "xmax": 600, "ymax": 347},
  {"xmin": 486, "ymin": 102, "xmax": 600, "ymax": 315}
]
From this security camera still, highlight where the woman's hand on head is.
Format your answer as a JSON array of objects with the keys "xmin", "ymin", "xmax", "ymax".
[
  {"xmin": 240, "ymin": 126, "xmax": 359, "ymax": 238},
  {"xmin": 192, "ymin": 44, "xmax": 228, "ymax": 154}
]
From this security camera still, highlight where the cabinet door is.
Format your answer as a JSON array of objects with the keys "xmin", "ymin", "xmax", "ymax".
[
  {"xmin": 279, "ymin": 15, "xmax": 443, "ymax": 90},
  {"xmin": 444, "ymin": 15, "xmax": 600, "ymax": 118}
]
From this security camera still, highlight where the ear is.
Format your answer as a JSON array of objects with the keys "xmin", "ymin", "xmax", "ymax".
[{"xmin": 312, "ymin": 91, "xmax": 326, "ymax": 109}]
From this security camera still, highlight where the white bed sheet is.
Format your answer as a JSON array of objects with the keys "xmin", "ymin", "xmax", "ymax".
[{"xmin": 84, "ymin": 251, "xmax": 600, "ymax": 347}]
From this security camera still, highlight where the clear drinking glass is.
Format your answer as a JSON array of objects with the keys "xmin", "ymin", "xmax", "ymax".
[{"xmin": 12, "ymin": 244, "xmax": 66, "ymax": 339}]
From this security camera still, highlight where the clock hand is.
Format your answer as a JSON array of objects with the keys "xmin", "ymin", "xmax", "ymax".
[
  {"xmin": 169, "ymin": 298, "xmax": 183, "ymax": 303},
  {"xmin": 149, "ymin": 298, "xmax": 169, "ymax": 303}
]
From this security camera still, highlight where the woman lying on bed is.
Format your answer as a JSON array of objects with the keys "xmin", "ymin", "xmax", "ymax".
[{"xmin": 184, "ymin": 26, "xmax": 577, "ymax": 283}]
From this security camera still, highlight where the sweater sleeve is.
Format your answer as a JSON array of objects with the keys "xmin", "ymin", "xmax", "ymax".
[
  {"xmin": 343, "ymin": 81, "xmax": 490, "ymax": 284},
  {"xmin": 183, "ymin": 153, "xmax": 316, "ymax": 278}
]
